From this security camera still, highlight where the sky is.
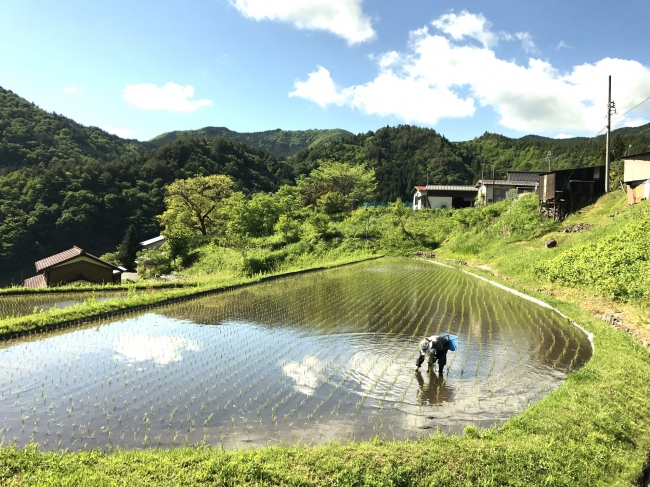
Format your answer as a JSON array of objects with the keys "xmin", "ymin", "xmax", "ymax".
[{"xmin": 1, "ymin": 0, "xmax": 650, "ymax": 142}]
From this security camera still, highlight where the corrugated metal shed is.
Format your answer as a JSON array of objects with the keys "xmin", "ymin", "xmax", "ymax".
[
  {"xmin": 425, "ymin": 185, "xmax": 478, "ymax": 192},
  {"xmin": 475, "ymin": 180, "xmax": 539, "ymax": 188},
  {"xmin": 139, "ymin": 235, "xmax": 166, "ymax": 247},
  {"xmin": 507, "ymin": 171, "xmax": 540, "ymax": 182}
]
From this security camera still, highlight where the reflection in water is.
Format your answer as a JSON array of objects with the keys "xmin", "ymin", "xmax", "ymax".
[
  {"xmin": 114, "ymin": 332, "xmax": 200, "ymax": 365},
  {"xmin": 415, "ymin": 371, "xmax": 454, "ymax": 406},
  {"xmin": 0, "ymin": 258, "xmax": 592, "ymax": 451}
]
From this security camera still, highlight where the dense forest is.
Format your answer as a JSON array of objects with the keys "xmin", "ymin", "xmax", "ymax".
[
  {"xmin": 1, "ymin": 84, "xmax": 650, "ymax": 281},
  {"xmin": 149, "ymin": 127, "xmax": 353, "ymax": 158},
  {"xmin": 0, "ymin": 87, "xmax": 147, "ymax": 172}
]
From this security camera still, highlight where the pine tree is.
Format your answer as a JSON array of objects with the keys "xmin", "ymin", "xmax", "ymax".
[{"xmin": 117, "ymin": 225, "xmax": 139, "ymax": 270}]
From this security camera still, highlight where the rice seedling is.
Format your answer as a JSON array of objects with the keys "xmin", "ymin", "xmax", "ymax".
[{"xmin": 0, "ymin": 258, "xmax": 591, "ymax": 450}]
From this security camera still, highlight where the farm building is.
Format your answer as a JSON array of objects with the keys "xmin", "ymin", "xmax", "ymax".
[
  {"xmin": 538, "ymin": 165, "xmax": 606, "ymax": 220},
  {"xmin": 140, "ymin": 235, "xmax": 166, "ymax": 250},
  {"xmin": 475, "ymin": 172, "xmax": 539, "ymax": 204},
  {"xmin": 23, "ymin": 246, "xmax": 123, "ymax": 288},
  {"xmin": 623, "ymin": 152, "xmax": 650, "ymax": 205},
  {"xmin": 413, "ymin": 185, "xmax": 478, "ymax": 209}
]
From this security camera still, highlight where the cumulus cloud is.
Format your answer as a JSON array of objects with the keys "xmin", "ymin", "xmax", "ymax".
[
  {"xmin": 554, "ymin": 133, "xmax": 575, "ymax": 139},
  {"xmin": 63, "ymin": 86, "xmax": 77, "ymax": 93},
  {"xmin": 290, "ymin": 11, "xmax": 650, "ymax": 134},
  {"xmin": 103, "ymin": 125, "xmax": 133, "ymax": 139},
  {"xmin": 123, "ymin": 82, "xmax": 213, "ymax": 112},
  {"xmin": 230, "ymin": 0, "xmax": 375, "ymax": 45}
]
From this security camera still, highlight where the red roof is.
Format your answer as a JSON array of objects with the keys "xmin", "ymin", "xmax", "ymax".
[
  {"xmin": 23, "ymin": 274, "xmax": 46, "ymax": 288},
  {"xmin": 414, "ymin": 186, "xmax": 426, "ymax": 191},
  {"xmin": 34, "ymin": 246, "xmax": 120, "ymax": 272}
]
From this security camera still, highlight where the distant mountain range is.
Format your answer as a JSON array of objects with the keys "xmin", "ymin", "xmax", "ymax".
[{"xmin": 149, "ymin": 127, "xmax": 353, "ymax": 158}]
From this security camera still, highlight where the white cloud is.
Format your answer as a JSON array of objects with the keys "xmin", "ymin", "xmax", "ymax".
[
  {"xmin": 620, "ymin": 118, "xmax": 649, "ymax": 128},
  {"xmin": 230, "ymin": 0, "xmax": 375, "ymax": 45},
  {"xmin": 431, "ymin": 10, "xmax": 498, "ymax": 48},
  {"xmin": 63, "ymin": 86, "xmax": 77, "ymax": 93},
  {"xmin": 554, "ymin": 133, "xmax": 575, "ymax": 139},
  {"xmin": 289, "ymin": 66, "xmax": 350, "ymax": 107},
  {"xmin": 557, "ymin": 40, "xmax": 569, "ymax": 50},
  {"xmin": 290, "ymin": 11, "xmax": 650, "ymax": 134},
  {"xmin": 103, "ymin": 125, "xmax": 134, "ymax": 139},
  {"xmin": 515, "ymin": 32, "xmax": 536, "ymax": 54},
  {"xmin": 123, "ymin": 82, "xmax": 213, "ymax": 112}
]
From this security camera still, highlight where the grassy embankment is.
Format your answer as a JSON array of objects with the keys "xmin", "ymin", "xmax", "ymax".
[{"xmin": 2, "ymin": 192, "xmax": 650, "ymax": 485}]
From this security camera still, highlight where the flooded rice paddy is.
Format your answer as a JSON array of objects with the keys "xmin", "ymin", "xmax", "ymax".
[
  {"xmin": 0, "ymin": 258, "xmax": 592, "ymax": 451},
  {"xmin": 0, "ymin": 291, "xmax": 132, "ymax": 319}
]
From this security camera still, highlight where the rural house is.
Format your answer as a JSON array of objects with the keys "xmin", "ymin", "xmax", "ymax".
[
  {"xmin": 539, "ymin": 165, "xmax": 606, "ymax": 220},
  {"xmin": 23, "ymin": 246, "xmax": 123, "ymax": 288},
  {"xmin": 623, "ymin": 152, "xmax": 650, "ymax": 205},
  {"xmin": 475, "ymin": 171, "xmax": 539, "ymax": 204},
  {"xmin": 139, "ymin": 235, "xmax": 166, "ymax": 250},
  {"xmin": 412, "ymin": 185, "xmax": 478, "ymax": 209}
]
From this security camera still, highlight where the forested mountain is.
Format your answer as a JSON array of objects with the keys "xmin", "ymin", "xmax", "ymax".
[
  {"xmin": 0, "ymin": 87, "xmax": 148, "ymax": 172},
  {"xmin": 1, "ymin": 84, "xmax": 650, "ymax": 282},
  {"xmin": 290, "ymin": 125, "xmax": 474, "ymax": 202},
  {"xmin": 0, "ymin": 137, "xmax": 290, "ymax": 279},
  {"xmin": 150, "ymin": 127, "xmax": 353, "ymax": 158},
  {"xmin": 456, "ymin": 125, "xmax": 650, "ymax": 179}
]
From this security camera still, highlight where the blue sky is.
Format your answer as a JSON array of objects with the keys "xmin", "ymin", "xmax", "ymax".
[{"xmin": 1, "ymin": 0, "xmax": 649, "ymax": 142}]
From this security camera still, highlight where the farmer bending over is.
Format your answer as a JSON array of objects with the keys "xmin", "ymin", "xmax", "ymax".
[{"xmin": 415, "ymin": 335, "xmax": 451, "ymax": 375}]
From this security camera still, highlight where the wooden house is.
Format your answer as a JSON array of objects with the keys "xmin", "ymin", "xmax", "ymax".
[
  {"xmin": 23, "ymin": 246, "xmax": 123, "ymax": 288},
  {"xmin": 475, "ymin": 172, "xmax": 539, "ymax": 204},
  {"xmin": 413, "ymin": 185, "xmax": 478, "ymax": 209},
  {"xmin": 623, "ymin": 152, "xmax": 650, "ymax": 205},
  {"xmin": 538, "ymin": 166, "xmax": 606, "ymax": 220}
]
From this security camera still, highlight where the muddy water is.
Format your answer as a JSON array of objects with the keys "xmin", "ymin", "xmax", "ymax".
[{"xmin": 0, "ymin": 258, "xmax": 592, "ymax": 451}]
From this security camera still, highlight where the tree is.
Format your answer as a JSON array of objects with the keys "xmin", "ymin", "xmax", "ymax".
[
  {"xmin": 164, "ymin": 223, "xmax": 193, "ymax": 267},
  {"xmin": 116, "ymin": 225, "xmax": 139, "ymax": 270},
  {"xmin": 159, "ymin": 174, "xmax": 235, "ymax": 236},
  {"xmin": 391, "ymin": 198, "xmax": 411, "ymax": 235},
  {"xmin": 298, "ymin": 161, "xmax": 377, "ymax": 209}
]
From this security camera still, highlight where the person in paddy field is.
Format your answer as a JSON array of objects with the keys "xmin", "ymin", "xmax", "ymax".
[{"xmin": 415, "ymin": 334, "xmax": 452, "ymax": 376}]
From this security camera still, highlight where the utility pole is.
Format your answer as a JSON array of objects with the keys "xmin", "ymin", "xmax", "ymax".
[
  {"xmin": 546, "ymin": 151, "xmax": 553, "ymax": 172},
  {"xmin": 605, "ymin": 75, "xmax": 616, "ymax": 193}
]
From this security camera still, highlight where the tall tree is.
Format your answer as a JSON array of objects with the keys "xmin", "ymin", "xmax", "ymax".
[
  {"xmin": 116, "ymin": 225, "xmax": 139, "ymax": 270},
  {"xmin": 159, "ymin": 174, "xmax": 235, "ymax": 236}
]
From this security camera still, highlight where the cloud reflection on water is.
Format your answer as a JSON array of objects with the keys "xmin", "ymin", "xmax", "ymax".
[{"xmin": 113, "ymin": 332, "xmax": 200, "ymax": 365}]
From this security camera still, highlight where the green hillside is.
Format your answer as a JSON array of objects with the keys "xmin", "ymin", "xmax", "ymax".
[
  {"xmin": 289, "ymin": 125, "xmax": 474, "ymax": 201},
  {"xmin": 0, "ymin": 87, "xmax": 148, "ymax": 171},
  {"xmin": 150, "ymin": 127, "xmax": 353, "ymax": 158}
]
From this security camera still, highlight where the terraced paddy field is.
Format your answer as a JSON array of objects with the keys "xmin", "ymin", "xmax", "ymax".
[
  {"xmin": 0, "ymin": 291, "xmax": 132, "ymax": 319},
  {"xmin": 0, "ymin": 258, "xmax": 592, "ymax": 451}
]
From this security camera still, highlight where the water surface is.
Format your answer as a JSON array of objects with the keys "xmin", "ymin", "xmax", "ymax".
[{"xmin": 0, "ymin": 258, "xmax": 592, "ymax": 450}]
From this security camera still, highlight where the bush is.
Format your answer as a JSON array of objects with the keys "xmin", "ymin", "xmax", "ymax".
[{"xmin": 534, "ymin": 218, "xmax": 650, "ymax": 301}]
